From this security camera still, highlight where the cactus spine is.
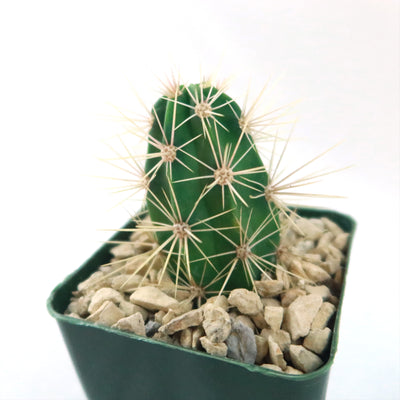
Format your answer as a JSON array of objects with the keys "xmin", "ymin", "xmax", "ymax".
[{"xmin": 144, "ymin": 82, "xmax": 280, "ymax": 295}]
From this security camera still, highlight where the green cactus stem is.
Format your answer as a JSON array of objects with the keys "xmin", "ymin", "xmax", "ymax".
[{"xmin": 144, "ymin": 82, "xmax": 280, "ymax": 295}]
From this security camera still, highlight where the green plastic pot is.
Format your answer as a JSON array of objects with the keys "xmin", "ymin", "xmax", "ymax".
[{"xmin": 47, "ymin": 207, "xmax": 356, "ymax": 400}]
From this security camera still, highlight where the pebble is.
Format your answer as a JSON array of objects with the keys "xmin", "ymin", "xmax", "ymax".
[
  {"xmin": 304, "ymin": 285, "xmax": 331, "ymax": 300},
  {"xmin": 110, "ymin": 242, "xmax": 136, "ymax": 259},
  {"xmin": 321, "ymin": 255, "xmax": 341, "ymax": 275},
  {"xmin": 255, "ymin": 280, "xmax": 284, "ymax": 298},
  {"xmin": 284, "ymin": 366, "xmax": 304, "ymax": 375},
  {"xmin": 88, "ymin": 288, "xmax": 124, "ymax": 314},
  {"xmin": 191, "ymin": 326, "xmax": 205, "ymax": 350},
  {"xmin": 112, "ymin": 312, "xmax": 146, "ymax": 336},
  {"xmin": 275, "ymin": 268, "xmax": 291, "ymax": 290},
  {"xmin": 303, "ymin": 328, "xmax": 332, "ymax": 355},
  {"xmin": 235, "ymin": 315, "xmax": 256, "ymax": 332},
  {"xmin": 200, "ymin": 337, "xmax": 228, "ymax": 357},
  {"xmin": 261, "ymin": 364, "xmax": 282, "ymax": 372},
  {"xmin": 180, "ymin": 328, "xmax": 193, "ymax": 348},
  {"xmin": 262, "ymin": 297, "xmax": 281, "ymax": 307},
  {"xmin": 203, "ymin": 305, "xmax": 231, "ymax": 343},
  {"xmin": 281, "ymin": 288, "xmax": 306, "ymax": 307},
  {"xmin": 311, "ymin": 302, "xmax": 336, "ymax": 330},
  {"xmin": 289, "ymin": 345, "xmax": 323, "ymax": 373},
  {"xmin": 77, "ymin": 271, "xmax": 106, "ymax": 293},
  {"xmin": 226, "ymin": 321, "xmax": 257, "ymax": 364},
  {"xmin": 130, "ymin": 286, "xmax": 179, "ymax": 311},
  {"xmin": 333, "ymin": 232, "xmax": 349, "ymax": 251},
  {"xmin": 145, "ymin": 320, "xmax": 161, "ymax": 337},
  {"xmin": 228, "ymin": 289, "xmax": 263, "ymax": 316},
  {"xmin": 261, "ymin": 329, "xmax": 291, "ymax": 353},
  {"xmin": 111, "ymin": 274, "xmax": 148, "ymax": 291},
  {"xmin": 160, "ymin": 308, "xmax": 204, "ymax": 335},
  {"xmin": 295, "ymin": 218, "xmax": 324, "ymax": 241},
  {"xmin": 321, "ymin": 217, "xmax": 344, "ymax": 236},
  {"xmin": 264, "ymin": 306, "xmax": 284, "ymax": 331},
  {"xmin": 255, "ymin": 335, "xmax": 269, "ymax": 364},
  {"xmin": 268, "ymin": 337, "xmax": 287, "ymax": 370},
  {"xmin": 205, "ymin": 295, "xmax": 229, "ymax": 311},
  {"xmin": 285, "ymin": 294, "xmax": 323, "ymax": 340},
  {"xmin": 120, "ymin": 301, "xmax": 148, "ymax": 320},
  {"xmin": 86, "ymin": 301, "xmax": 125, "ymax": 326},
  {"xmin": 302, "ymin": 261, "xmax": 330, "ymax": 283}
]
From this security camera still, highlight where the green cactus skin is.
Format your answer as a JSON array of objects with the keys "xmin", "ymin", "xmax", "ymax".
[{"xmin": 144, "ymin": 83, "xmax": 280, "ymax": 294}]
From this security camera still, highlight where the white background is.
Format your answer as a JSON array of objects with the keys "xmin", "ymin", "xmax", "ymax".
[{"xmin": 0, "ymin": 1, "xmax": 399, "ymax": 399}]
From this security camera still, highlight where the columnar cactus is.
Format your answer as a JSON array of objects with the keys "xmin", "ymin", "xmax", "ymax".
[{"xmin": 143, "ymin": 82, "xmax": 281, "ymax": 295}]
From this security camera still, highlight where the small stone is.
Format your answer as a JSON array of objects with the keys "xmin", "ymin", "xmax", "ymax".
[
  {"xmin": 160, "ymin": 308, "xmax": 204, "ymax": 335},
  {"xmin": 251, "ymin": 312, "xmax": 268, "ymax": 329},
  {"xmin": 311, "ymin": 302, "xmax": 336, "ymax": 330},
  {"xmin": 77, "ymin": 271, "xmax": 106, "ymax": 293},
  {"xmin": 255, "ymin": 280, "xmax": 284, "ymax": 298},
  {"xmin": 228, "ymin": 289, "xmax": 263, "ymax": 316},
  {"xmin": 153, "ymin": 331, "xmax": 174, "ymax": 344},
  {"xmin": 130, "ymin": 287, "xmax": 179, "ymax": 311},
  {"xmin": 303, "ymin": 328, "xmax": 332, "ymax": 355},
  {"xmin": 260, "ymin": 364, "xmax": 282, "ymax": 372},
  {"xmin": 281, "ymin": 288, "xmax": 306, "ymax": 307},
  {"xmin": 180, "ymin": 328, "xmax": 193, "ymax": 348},
  {"xmin": 333, "ymin": 232, "xmax": 349, "ymax": 251},
  {"xmin": 261, "ymin": 329, "xmax": 291, "ymax": 353},
  {"xmin": 262, "ymin": 298, "xmax": 282, "ymax": 307},
  {"xmin": 191, "ymin": 326, "xmax": 205, "ymax": 350},
  {"xmin": 67, "ymin": 294, "xmax": 92, "ymax": 317},
  {"xmin": 321, "ymin": 255, "xmax": 341, "ymax": 275},
  {"xmin": 66, "ymin": 312, "xmax": 81, "ymax": 319},
  {"xmin": 154, "ymin": 310, "xmax": 166, "ymax": 324},
  {"xmin": 88, "ymin": 288, "xmax": 124, "ymax": 314},
  {"xmin": 316, "ymin": 232, "xmax": 334, "ymax": 255},
  {"xmin": 321, "ymin": 217, "xmax": 344, "ymax": 236},
  {"xmin": 294, "ymin": 240, "xmax": 315, "ymax": 254},
  {"xmin": 110, "ymin": 274, "xmax": 148, "ymax": 291},
  {"xmin": 328, "ymin": 244, "xmax": 345, "ymax": 262},
  {"xmin": 264, "ymin": 306, "xmax": 284, "ymax": 331},
  {"xmin": 302, "ymin": 253, "xmax": 322, "ymax": 265},
  {"xmin": 171, "ymin": 299, "xmax": 193, "ymax": 315},
  {"xmin": 285, "ymin": 294, "xmax": 323, "ymax": 340},
  {"xmin": 203, "ymin": 304, "xmax": 231, "ymax": 343},
  {"xmin": 226, "ymin": 321, "xmax": 257, "ymax": 364},
  {"xmin": 289, "ymin": 345, "xmax": 323, "ymax": 373},
  {"xmin": 205, "ymin": 295, "xmax": 229, "ymax": 311},
  {"xmin": 255, "ymin": 335, "xmax": 269, "ymax": 364},
  {"xmin": 289, "ymin": 259, "xmax": 309, "ymax": 280},
  {"xmin": 275, "ymin": 268, "xmax": 291, "ymax": 290},
  {"xmin": 200, "ymin": 337, "xmax": 228, "ymax": 357},
  {"xmin": 284, "ymin": 366, "xmax": 304, "ymax": 375},
  {"xmin": 295, "ymin": 218, "xmax": 324, "ymax": 240},
  {"xmin": 235, "ymin": 315, "xmax": 256, "ymax": 332},
  {"xmin": 145, "ymin": 320, "xmax": 161, "ymax": 337},
  {"xmin": 304, "ymin": 285, "xmax": 331, "ymax": 301},
  {"xmin": 120, "ymin": 301, "xmax": 148, "ymax": 320},
  {"xmin": 302, "ymin": 262, "xmax": 330, "ymax": 283},
  {"xmin": 328, "ymin": 295, "xmax": 339, "ymax": 306},
  {"xmin": 112, "ymin": 312, "xmax": 146, "ymax": 336},
  {"xmin": 161, "ymin": 309, "xmax": 177, "ymax": 325},
  {"xmin": 110, "ymin": 243, "xmax": 136, "ymax": 259},
  {"xmin": 87, "ymin": 301, "xmax": 125, "ymax": 326},
  {"xmin": 268, "ymin": 337, "xmax": 287, "ymax": 370}
]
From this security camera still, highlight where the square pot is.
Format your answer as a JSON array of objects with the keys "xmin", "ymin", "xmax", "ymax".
[{"xmin": 47, "ymin": 207, "xmax": 356, "ymax": 400}]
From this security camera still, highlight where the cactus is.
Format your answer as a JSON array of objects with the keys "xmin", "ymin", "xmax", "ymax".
[{"xmin": 142, "ymin": 81, "xmax": 281, "ymax": 295}]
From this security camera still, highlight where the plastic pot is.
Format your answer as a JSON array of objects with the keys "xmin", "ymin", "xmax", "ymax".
[{"xmin": 47, "ymin": 207, "xmax": 356, "ymax": 400}]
